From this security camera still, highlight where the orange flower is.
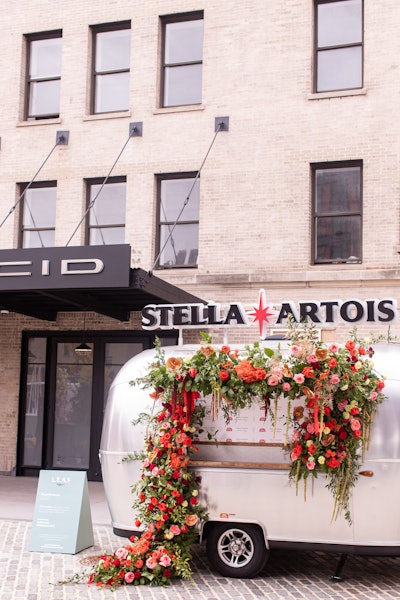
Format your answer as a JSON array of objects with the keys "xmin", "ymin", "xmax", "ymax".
[
  {"xmin": 199, "ymin": 345, "xmax": 215, "ymax": 357},
  {"xmin": 315, "ymin": 348, "xmax": 328, "ymax": 361},
  {"xmin": 185, "ymin": 514, "xmax": 199, "ymax": 526},
  {"xmin": 319, "ymin": 369, "xmax": 330, "ymax": 380},
  {"xmin": 166, "ymin": 357, "xmax": 182, "ymax": 372},
  {"xmin": 235, "ymin": 360, "xmax": 259, "ymax": 383}
]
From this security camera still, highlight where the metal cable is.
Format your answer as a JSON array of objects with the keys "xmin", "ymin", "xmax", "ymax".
[
  {"xmin": 150, "ymin": 121, "xmax": 223, "ymax": 273},
  {"xmin": 65, "ymin": 133, "xmax": 132, "ymax": 246},
  {"xmin": 0, "ymin": 141, "xmax": 59, "ymax": 232}
]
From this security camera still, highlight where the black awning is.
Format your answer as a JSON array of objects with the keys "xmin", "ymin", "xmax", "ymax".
[{"xmin": 0, "ymin": 267, "xmax": 204, "ymax": 321}]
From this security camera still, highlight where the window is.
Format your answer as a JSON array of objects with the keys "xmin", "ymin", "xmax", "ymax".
[
  {"xmin": 86, "ymin": 177, "xmax": 126, "ymax": 245},
  {"xmin": 315, "ymin": 0, "xmax": 363, "ymax": 92},
  {"xmin": 157, "ymin": 174, "xmax": 199, "ymax": 268},
  {"xmin": 19, "ymin": 182, "xmax": 57, "ymax": 248},
  {"xmin": 161, "ymin": 12, "xmax": 204, "ymax": 107},
  {"xmin": 25, "ymin": 31, "xmax": 62, "ymax": 119},
  {"xmin": 91, "ymin": 21, "xmax": 131, "ymax": 114},
  {"xmin": 312, "ymin": 162, "xmax": 362, "ymax": 264}
]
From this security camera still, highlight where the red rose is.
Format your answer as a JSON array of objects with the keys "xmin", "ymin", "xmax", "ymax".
[
  {"xmin": 190, "ymin": 497, "xmax": 197, "ymax": 505},
  {"xmin": 219, "ymin": 370, "xmax": 229, "ymax": 381},
  {"xmin": 302, "ymin": 367, "xmax": 315, "ymax": 378},
  {"xmin": 172, "ymin": 471, "xmax": 180, "ymax": 479},
  {"xmin": 135, "ymin": 518, "xmax": 141, "ymax": 527},
  {"xmin": 112, "ymin": 559, "xmax": 120, "ymax": 567},
  {"xmin": 353, "ymin": 430, "xmax": 361, "ymax": 438},
  {"xmin": 188, "ymin": 367, "xmax": 197, "ymax": 378},
  {"xmin": 163, "ymin": 569, "xmax": 172, "ymax": 578},
  {"xmin": 338, "ymin": 430, "xmax": 348, "ymax": 440}
]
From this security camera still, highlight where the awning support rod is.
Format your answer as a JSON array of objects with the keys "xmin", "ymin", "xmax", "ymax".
[
  {"xmin": 0, "ymin": 131, "xmax": 69, "ymax": 232},
  {"xmin": 65, "ymin": 122, "xmax": 142, "ymax": 247},
  {"xmin": 150, "ymin": 116, "xmax": 229, "ymax": 274}
]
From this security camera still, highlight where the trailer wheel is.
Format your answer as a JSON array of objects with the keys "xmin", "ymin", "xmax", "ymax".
[{"xmin": 206, "ymin": 523, "xmax": 268, "ymax": 578}]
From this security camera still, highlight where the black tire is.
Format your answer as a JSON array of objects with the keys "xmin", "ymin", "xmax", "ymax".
[{"xmin": 206, "ymin": 522, "xmax": 269, "ymax": 578}]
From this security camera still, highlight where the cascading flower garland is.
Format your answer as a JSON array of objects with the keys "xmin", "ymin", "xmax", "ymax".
[{"xmin": 71, "ymin": 327, "xmax": 386, "ymax": 589}]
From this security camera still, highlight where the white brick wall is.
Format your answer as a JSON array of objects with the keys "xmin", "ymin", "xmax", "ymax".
[{"xmin": 1, "ymin": 1, "xmax": 400, "ymax": 471}]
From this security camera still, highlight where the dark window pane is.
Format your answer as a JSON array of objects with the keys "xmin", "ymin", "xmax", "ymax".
[
  {"xmin": 159, "ymin": 223, "xmax": 199, "ymax": 267},
  {"xmin": 316, "ymin": 167, "xmax": 361, "ymax": 213},
  {"xmin": 160, "ymin": 178, "xmax": 200, "ymax": 221},
  {"xmin": 164, "ymin": 64, "xmax": 202, "ymax": 106},
  {"xmin": 104, "ymin": 342, "xmax": 144, "ymax": 405},
  {"xmin": 165, "ymin": 20, "xmax": 203, "ymax": 63},
  {"xmin": 318, "ymin": 0, "xmax": 362, "ymax": 47},
  {"xmin": 95, "ymin": 72, "xmax": 130, "ymax": 113},
  {"xmin": 53, "ymin": 342, "xmax": 93, "ymax": 469},
  {"xmin": 315, "ymin": 215, "xmax": 361, "ymax": 262},
  {"xmin": 95, "ymin": 29, "xmax": 131, "ymax": 71},
  {"xmin": 30, "ymin": 37, "xmax": 62, "ymax": 78},
  {"xmin": 23, "ymin": 338, "xmax": 47, "ymax": 466},
  {"xmin": 317, "ymin": 46, "xmax": 362, "ymax": 92}
]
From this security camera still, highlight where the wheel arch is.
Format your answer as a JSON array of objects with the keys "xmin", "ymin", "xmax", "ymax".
[{"xmin": 201, "ymin": 519, "xmax": 269, "ymax": 549}]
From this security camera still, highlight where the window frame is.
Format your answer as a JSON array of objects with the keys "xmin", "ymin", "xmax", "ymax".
[
  {"xmin": 314, "ymin": 0, "xmax": 363, "ymax": 93},
  {"xmin": 24, "ymin": 30, "xmax": 62, "ymax": 120},
  {"xmin": 18, "ymin": 181, "xmax": 57, "ymax": 248},
  {"xmin": 160, "ymin": 10, "xmax": 204, "ymax": 108},
  {"xmin": 90, "ymin": 20, "xmax": 131, "ymax": 115},
  {"xmin": 156, "ymin": 172, "xmax": 200, "ymax": 269},
  {"xmin": 311, "ymin": 160, "xmax": 363, "ymax": 265},
  {"xmin": 85, "ymin": 176, "xmax": 127, "ymax": 245}
]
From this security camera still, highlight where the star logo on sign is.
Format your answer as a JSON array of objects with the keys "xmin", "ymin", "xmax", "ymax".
[{"xmin": 248, "ymin": 289, "xmax": 276, "ymax": 338}]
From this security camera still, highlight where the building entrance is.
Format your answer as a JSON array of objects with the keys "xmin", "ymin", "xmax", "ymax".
[{"xmin": 18, "ymin": 331, "xmax": 176, "ymax": 481}]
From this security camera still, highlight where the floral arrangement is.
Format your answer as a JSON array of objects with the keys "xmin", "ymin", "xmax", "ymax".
[
  {"xmin": 72, "ymin": 326, "xmax": 385, "ymax": 589},
  {"xmin": 82, "ymin": 396, "xmax": 206, "ymax": 589},
  {"xmin": 140, "ymin": 329, "xmax": 386, "ymax": 525}
]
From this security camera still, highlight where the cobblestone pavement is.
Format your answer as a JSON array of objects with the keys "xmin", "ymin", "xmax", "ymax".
[{"xmin": 1, "ymin": 519, "xmax": 399, "ymax": 600}]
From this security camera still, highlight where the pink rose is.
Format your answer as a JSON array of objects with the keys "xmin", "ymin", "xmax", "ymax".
[
  {"xmin": 159, "ymin": 554, "xmax": 172, "ymax": 567},
  {"xmin": 350, "ymin": 418, "xmax": 361, "ymax": 431},
  {"xmin": 306, "ymin": 423, "xmax": 315, "ymax": 434},
  {"xmin": 338, "ymin": 400, "xmax": 348, "ymax": 411},
  {"xmin": 282, "ymin": 382, "xmax": 291, "ymax": 391},
  {"xmin": 329, "ymin": 344, "xmax": 339, "ymax": 352},
  {"xmin": 306, "ymin": 461, "xmax": 315, "ymax": 470},
  {"xmin": 293, "ymin": 373, "xmax": 305, "ymax": 384},
  {"xmin": 330, "ymin": 374, "xmax": 340, "ymax": 385},
  {"xmin": 291, "ymin": 345, "xmax": 302, "ymax": 357},
  {"xmin": 146, "ymin": 556, "xmax": 158, "ymax": 570},
  {"xmin": 125, "ymin": 572, "xmax": 135, "ymax": 583},
  {"xmin": 267, "ymin": 375, "xmax": 280, "ymax": 386},
  {"xmin": 115, "ymin": 547, "xmax": 128, "ymax": 560},
  {"xmin": 151, "ymin": 467, "xmax": 159, "ymax": 476},
  {"xmin": 169, "ymin": 525, "xmax": 181, "ymax": 537},
  {"xmin": 307, "ymin": 354, "xmax": 317, "ymax": 364},
  {"xmin": 370, "ymin": 391, "xmax": 378, "ymax": 401}
]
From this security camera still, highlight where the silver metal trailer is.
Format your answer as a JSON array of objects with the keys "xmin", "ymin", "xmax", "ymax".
[{"xmin": 99, "ymin": 343, "xmax": 400, "ymax": 578}]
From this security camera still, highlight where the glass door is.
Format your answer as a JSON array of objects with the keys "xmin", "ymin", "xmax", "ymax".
[{"xmin": 52, "ymin": 341, "xmax": 94, "ymax": 470}]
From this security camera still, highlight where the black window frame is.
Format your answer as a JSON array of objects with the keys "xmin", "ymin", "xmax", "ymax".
[
  {"xmin": 24, "ymin": 29, "xmax": 62, "ymax": 120},
  {"xmin": 18, "ymin": 180, "xmax": 57, "ymax": 248},
  {"xmin": 156, "ymin": 172, "xmax": 200, "ymax": 269},
  {"xmin": 85, "ymin": 175, "xmax": 127, "ymax": 245},
  {"xmin": 90, "ymin": 20, "xmax": 131, "ymax": 115},
  {"xmin": 314, "ymin": 0, "xmax": 363, "ymax": 93},
  {"xmin": 160, "ymin": 10, "xmax": 204, "ymax": 108},
  {"xmin": 312, "ymin": 160, "xmax": 363, "ymax": 265}
]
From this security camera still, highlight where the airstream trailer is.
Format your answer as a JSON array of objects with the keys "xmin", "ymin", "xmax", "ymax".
[{"xmin": 99, "ymin": 342, "xmax": 400, "ymax": 578}]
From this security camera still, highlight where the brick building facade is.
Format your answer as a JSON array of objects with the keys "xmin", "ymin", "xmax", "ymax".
[{"xmin": 0, "ymin": 0, "xmax": 399, "ymax": 477}]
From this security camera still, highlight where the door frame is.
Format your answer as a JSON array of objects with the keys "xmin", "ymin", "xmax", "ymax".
[{"xmin": 17, "ymin": 329, "xmax": 177, "ymax": 480}]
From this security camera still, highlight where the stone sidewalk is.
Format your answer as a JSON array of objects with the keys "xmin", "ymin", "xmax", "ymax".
[{"xmin": 1, "ymin": 517, "xmax": 400, "ymax": 600}]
